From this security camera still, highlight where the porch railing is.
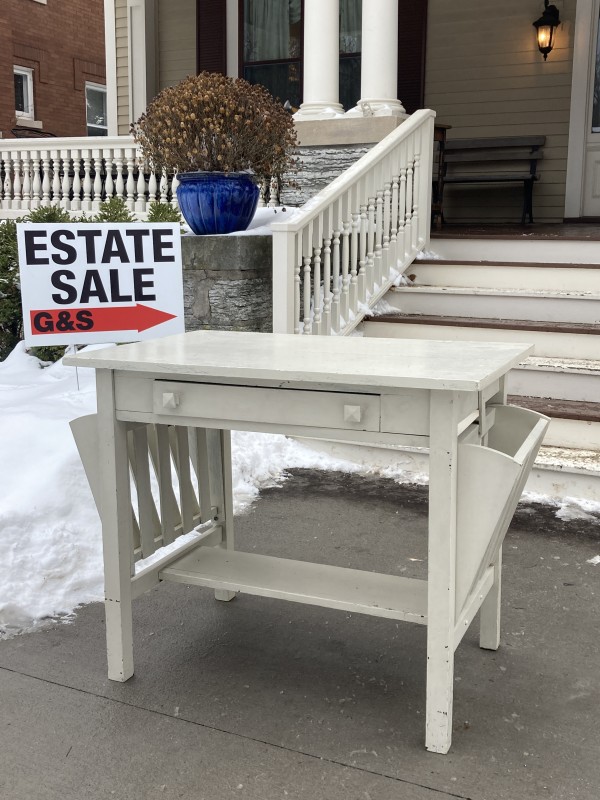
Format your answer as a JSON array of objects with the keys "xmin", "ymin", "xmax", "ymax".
[
  {"xmin": 0, "ymin": 136, "xmax": 278, "ymax": 218},
  {"xmin": 272, "ymin": 109, "xmax": 435, "ymax": 335},
  {"xmin": 0, "ymin": 136, "xmax": 176, "ymax": 217}
]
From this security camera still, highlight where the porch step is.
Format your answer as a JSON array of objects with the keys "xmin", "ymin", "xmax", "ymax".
[
  {"xmin": 427, "ymin": 236, "xmax": 600, "ymax": 265},
  {"xmin": 362, "ymin": 315, "xmax": 600, "ymax": 360},
  {"xmin": 388, "ymin": 284, "xmax": 600, "ymax": 324},
  {"xmin": 411, "ymin": 259, "xmax": 600, "ymax": 292},
  {"xmin": 506, "ymin": 396, "xmax": 600, "ymax": 451},
  {"xmin": 510, "ymin": 356, "xmax": 600, "ymax": 402}
]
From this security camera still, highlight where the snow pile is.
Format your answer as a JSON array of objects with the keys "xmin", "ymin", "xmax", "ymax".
[{"xmin": 182, "ymin": 206, "xmax": 301, "ymax": 237}]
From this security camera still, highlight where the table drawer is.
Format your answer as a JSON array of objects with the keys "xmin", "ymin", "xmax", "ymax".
[{"xmin": 153, "ymin": 381, "xmax": 381, "ymax": 432}]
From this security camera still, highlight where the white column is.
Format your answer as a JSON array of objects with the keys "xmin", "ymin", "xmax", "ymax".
[
  {"xmin": 346, "ymin": 0, "xmax": 406, "ymax": 118},
  {"xmin": 294, "ymin": 0, "xmax": 344, "ymax": 121}
]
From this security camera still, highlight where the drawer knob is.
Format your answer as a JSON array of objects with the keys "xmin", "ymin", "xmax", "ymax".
[
  {"xmin": 162, "ymin": 392, "xmax": 180, "ymax": 409},
  {"xmin": 343, "ymin": 404, "xmax": 362, "ymax": 423}
]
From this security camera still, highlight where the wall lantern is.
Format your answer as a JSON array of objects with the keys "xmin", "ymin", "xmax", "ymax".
[{"xmin": 533, "ymin": 1, "xmax": 560, "ymax": 60}]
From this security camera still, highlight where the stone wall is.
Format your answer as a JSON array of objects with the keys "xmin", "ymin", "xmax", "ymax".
[
  {"xmin": 182, "ymin": 235, "xmax": 273, "ymax": 332},
  {"xmin": 281, "ymin": 144, "xmax": 371, "ymax": 207}
]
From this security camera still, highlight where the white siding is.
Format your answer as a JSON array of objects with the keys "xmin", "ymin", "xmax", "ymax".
[
  {"xmin": 116, "ymin": 0, "xmax": 129, "ymax": 134},
  {"xmin": 158, "ymin": 0, "xmax": 196, "ymax": 90},
  {"xmin": 425, "ymin": 0, "xmax": 576, "ymax": 222}
]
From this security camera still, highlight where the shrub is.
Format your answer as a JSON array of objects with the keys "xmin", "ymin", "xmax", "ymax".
[
  {"xmin": 93, "ymin": 197, "xmax": 136, "ymax": 223},
  {"xmin": 147, "ymin": 201, "xmax": 182, "ymax": 224},
  {"xmin": 25, "ymin": 207, "xmax": 72, "ymax": 224},
  {"xmin": 0, "ymin": 220, "xmax": 22, "ymax": 360},
  {"xmin": 132, "ymin": 72, "xmax": 297, "ymax": 185}
]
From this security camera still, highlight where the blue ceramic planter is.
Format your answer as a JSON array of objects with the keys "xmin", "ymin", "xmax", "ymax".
[{"xmin": 176, "ymin": 171, "xmax": 260, "ymax": 235}]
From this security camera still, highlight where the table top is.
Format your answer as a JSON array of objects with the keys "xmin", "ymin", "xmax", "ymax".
[{"xmin": 64, "ymin": 331, "xmax": 532, "ymax": 392}]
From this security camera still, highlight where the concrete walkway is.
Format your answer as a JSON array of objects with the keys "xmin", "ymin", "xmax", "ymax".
[{"xmin": 1, "ymin": 470, "xmax": 599, "ymax": 800}]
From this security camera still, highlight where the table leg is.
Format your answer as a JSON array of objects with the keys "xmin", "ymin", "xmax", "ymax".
[
  {"xmin": 97, "ymin": 371, "xmax": 135, "ymax": 682},
  {"xmin": 479, "ymin": 546, "xmax": 502, "ymax": 650},
  {"xmin": 214, "ymin": 429, "xmax": 236, "ymax": 602},
  {"xmin": 426, "ymin": 391, "xmax": 460, "ymax": 754}
]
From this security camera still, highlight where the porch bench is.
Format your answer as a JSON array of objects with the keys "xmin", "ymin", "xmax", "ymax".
[{"xmin": 441, "ymin": 136, "xmax": 546, "ymax": 223}]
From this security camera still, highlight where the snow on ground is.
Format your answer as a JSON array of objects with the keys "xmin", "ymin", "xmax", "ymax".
[{"xmin": 1, "ymin": 342, "xmax": 599, "ymax": 639}]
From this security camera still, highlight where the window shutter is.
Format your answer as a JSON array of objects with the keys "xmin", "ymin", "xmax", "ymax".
[
  {"xmin": 397, "ymin": 0, "xmax": 428, "ymax": 114},
  {"xmin": 197, "ymin": 0, "xmax": 227, "ymax": 74}
]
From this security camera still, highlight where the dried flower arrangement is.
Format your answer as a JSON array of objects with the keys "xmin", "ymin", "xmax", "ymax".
[{"xmin": 132, "ymin": 72, "xmax": 298, "ymax": 185}]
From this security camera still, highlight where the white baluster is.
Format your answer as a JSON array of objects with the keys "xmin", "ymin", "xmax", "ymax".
[
  {"xmin": 312, "ymin": 245, "xmax": 322, "ymax": 335},
  {"xmin": 268, "ymin": 176, "xmax": 278, "ymax": 207},
  {"xmin": 350, "ymin": 209, "xmax": 359, "ymax": 311},
  {"xmin": 12, "ymin": 155, "xmax": 22, "ymax": 211},
  {"xmin": 358, "ymin": 201, "xmax": 368, "ymax": 304},
  {"xmin": 366, "ymin": 191, "xmax": 376, "ymax": 294},
  {"xmin": 390, "ymin": 165, "xmax": 400, "ymax": 264},
  {"xmin": 159, "ymin": 168, "xmax": 168, "ymax": 203},
  {"xmin": 71, "ymin": 150, "xmax": 82, "ymax": 211},
  {"xmin": 412, "ymin": 147, "xmax": 421, "ymax": 252},
  {"xmin": 303, "ymin": 253, "xmax": 312, "ymax": 335},
  {"xmin": 114, "ymin": 149, "xmax": 125, "ymax": 201},
  {"xmin": 136, "ymin": 161, "xmax": 146, "ymax": 212},
  {"xmin": 61, "ymin": 150, "xmax": 72, "ymax": 211},
  {"xmin": 375, "ymin": 185, "xmax": 385, "ymax": 286},
  {"xmin": 322, "ymin": 236, "xmax": 332, "ymax": 335},
  {"xmin": 1, "ymin": 153, "xmax": 12, "ymax": 209},
  {"xmin": 398, "ymin": 151, "xmax": 407, "ymax": 264},
  {"xmin": 404, "ymin": 138, "xmax": 414, "ymax": 259},
  {"xmin": 341, "ymin": 218, "xmax": 351, "ymax": 324},
  {"xmin": 82, "ymin": 150, "xmax": 93, "ymax": 211},
  {"xmin": 171, "ymin": 173, "xmax": 180, "ymax": 208},
  {"xmin": 21, "ymin": 152, "xmax": 32, "ymax": 211},
  {"xmin": 125, "ymin": 149, "xmax": 136, "ymax": 211},
  {"xmin": 331, "ymin": 227, "xmax": 341, "ymax": 334},
  {"xmin": 50, "ymin": 150, "xmax": 61, "ymax": 208},
  {"xmin": 147, "ymin": 167, "xmax": 157, "ymax": 203},
  {"xmin": 92, "ymin": 149, "xmax": 103, "ymax": 211},
  {"xmin": 31, "ymin": 150, "xmax": 41, "ymax": 210},
  {"xmin": 258, "ymin": 179, "xmax": 266, "ymax": 208},
  {"xmin": 104, "ymin": 151, "xmax": 115, "ymax": 201},
  {"xmin": 294, "ymin": 244, "xmax": 302, "ymax": 335},
  {"xmin": 382, "ymin": 178, "xmax": 392, "ymax": 276},
  {"xmin": 40, "ymin": 153, "xmax": 51, "ymax": 207}
]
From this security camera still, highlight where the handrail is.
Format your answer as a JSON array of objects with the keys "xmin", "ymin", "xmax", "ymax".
[{"xmin": 272, "ymin": 108, "xmax": 436, "ymax": 335}]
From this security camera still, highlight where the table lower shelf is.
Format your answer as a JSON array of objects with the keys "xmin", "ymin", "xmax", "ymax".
[{"xmin": 160, "ymin": 547, "xmax": 428, "ymax": 624}]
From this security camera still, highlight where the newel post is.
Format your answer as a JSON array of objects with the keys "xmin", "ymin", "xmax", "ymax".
[{"xmin": 272, "ymin": 228, "xmax": 297, "ymax": 334}]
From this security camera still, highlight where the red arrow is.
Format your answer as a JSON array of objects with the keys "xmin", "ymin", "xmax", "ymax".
[{"xmin": 30, "ymin": 304, "xmax": 177, "ymax": 335}]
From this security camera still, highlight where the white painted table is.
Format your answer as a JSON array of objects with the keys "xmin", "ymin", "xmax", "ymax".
[{"xmin": 66, "ymin": 331, "xmax": 548, "ymax": 753}]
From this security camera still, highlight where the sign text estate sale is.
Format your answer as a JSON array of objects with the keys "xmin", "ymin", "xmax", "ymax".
[{"xmin": 18, "ymin": 222, "xmax": 185, "ymax": 346}]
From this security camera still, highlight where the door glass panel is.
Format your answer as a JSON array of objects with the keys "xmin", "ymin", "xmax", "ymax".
[
  {"xmin": 243, "ymin": 0, "xmax": 302, "ymax": 62},
  {"xmin": 340, "ymin": 0, "xmax": 361, "ymax": 53}
]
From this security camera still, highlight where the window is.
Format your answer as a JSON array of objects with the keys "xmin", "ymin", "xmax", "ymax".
[
  {"xmin": 86, "ymin": 83, "xmax": 108, "ymax": 136},
  {"xmin": 14, "ymin": 67, "xmax": 34, "ymax": 119},
  {"xmin": 240, "ymin": 0, "xmax": 362, "ymax": 112}
]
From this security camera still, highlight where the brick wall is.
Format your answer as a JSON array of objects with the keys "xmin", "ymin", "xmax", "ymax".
[{"xmin": 0, "ymin": 0, "xmax": 105, "ymax": 139}]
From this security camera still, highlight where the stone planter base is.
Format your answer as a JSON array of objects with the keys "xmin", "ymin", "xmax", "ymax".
[{"xmin": 182, "ymin": 234, "xmax": 272, "ymax": 332}]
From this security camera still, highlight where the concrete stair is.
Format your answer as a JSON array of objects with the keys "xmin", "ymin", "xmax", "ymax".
[{"xmin": 354, "ymin": 240, "xmax": 600, "ymax": 502}]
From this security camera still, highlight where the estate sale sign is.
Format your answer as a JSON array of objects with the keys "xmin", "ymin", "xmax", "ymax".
[{"xmin": 18, "ymin": 222, "xmax": 185, "ymax": 346}]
